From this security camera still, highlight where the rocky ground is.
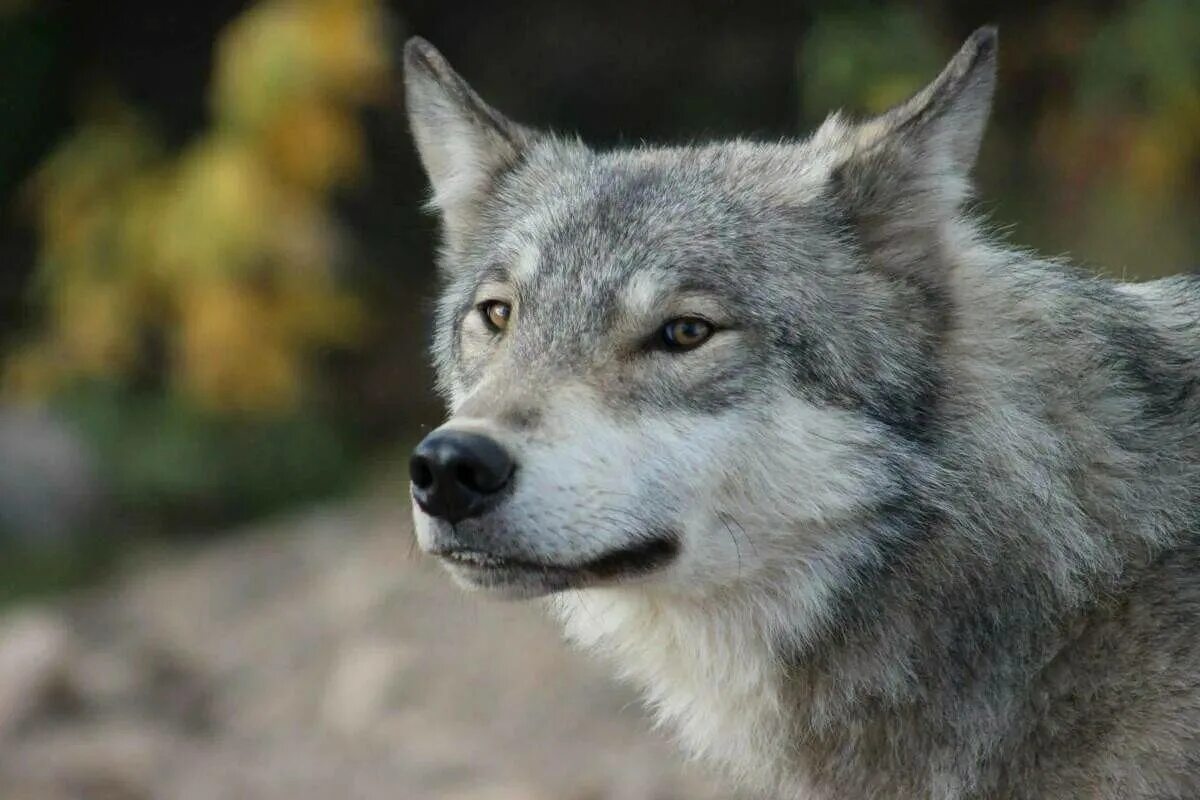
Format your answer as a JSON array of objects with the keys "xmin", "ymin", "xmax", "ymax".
[{"xmin": 0, "ymin": 502, "xmax": 741, "ymax": 800}]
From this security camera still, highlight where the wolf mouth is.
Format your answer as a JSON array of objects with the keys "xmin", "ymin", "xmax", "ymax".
[{"xmin": 435, "ymin": 533, "xmax": 680, "ymax": 591}]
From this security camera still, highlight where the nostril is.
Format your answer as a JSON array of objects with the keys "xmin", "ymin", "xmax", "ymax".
[{"xmin": 410, "ymin": 455, "xmax": 435, "ymax": 490}]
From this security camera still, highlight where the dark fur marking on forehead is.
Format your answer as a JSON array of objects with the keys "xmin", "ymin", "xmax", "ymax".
[{"xmin": 593, "ymin": 164, "xmax": 672, "ymax": 222}]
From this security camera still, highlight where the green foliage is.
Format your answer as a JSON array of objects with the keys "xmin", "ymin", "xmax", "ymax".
[
  {"xmin": 56, "ymin": 382, "xmax": 361, "ymax": 529},
  {"xmin": 1079, "ymin": 0, "xmax": 1200, "ymax": 112},
  {"xmin": 800, "ymin": 7, "xmax": 944, "ymax": 122}
]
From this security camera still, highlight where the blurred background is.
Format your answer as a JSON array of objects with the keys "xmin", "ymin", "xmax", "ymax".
[{"xmin": 0, "ymin": 0, "xmax": 1196, "ymax": 797}]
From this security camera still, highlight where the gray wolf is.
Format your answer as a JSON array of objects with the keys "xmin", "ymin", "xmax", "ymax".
[{"xmin": 404, "ymin": 27, "xmax": 1200, "ymax": 799}]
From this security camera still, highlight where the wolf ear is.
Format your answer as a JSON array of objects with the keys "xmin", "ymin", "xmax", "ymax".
[
  {"xmin": 405, "ymin": 38, "xmax": 536, "ymax": 243},
  {"xmin": 818, "ymin": 27, "xmax": 997, "ymax": 274}
]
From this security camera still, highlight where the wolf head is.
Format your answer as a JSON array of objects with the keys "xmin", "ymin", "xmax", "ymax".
[{"xmin": 406, "ymin": 29, "xmax": 996, "ymax": 602}]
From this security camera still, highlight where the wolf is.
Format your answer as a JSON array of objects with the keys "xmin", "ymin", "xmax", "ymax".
[{"xmin": 404, "ymin": 27, "xmax": 1200, "ymax": 799}]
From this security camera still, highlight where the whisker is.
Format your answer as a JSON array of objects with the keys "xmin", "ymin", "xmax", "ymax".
[
  {"xmin": 728, "ymin": 514, "xmax": 761, "ymax": 561},
  {"xmin": 720, "ymin": 512, "xmax": 743, "ymax": 581}
]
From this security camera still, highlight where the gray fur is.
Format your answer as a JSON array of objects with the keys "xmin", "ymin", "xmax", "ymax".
[{"xmin": 406, "ymin": 28, "xmax": 1200, "ymax": 799}]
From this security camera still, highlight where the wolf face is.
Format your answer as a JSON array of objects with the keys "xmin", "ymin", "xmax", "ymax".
[{"xmin": 405, "ymin": 31, "xmax": 995, "ymax": 606}]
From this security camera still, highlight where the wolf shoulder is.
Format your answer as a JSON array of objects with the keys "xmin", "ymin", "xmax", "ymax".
[{"xmin": 1015, "ymin": 540, "xmax": 1200, "ymax": 798}]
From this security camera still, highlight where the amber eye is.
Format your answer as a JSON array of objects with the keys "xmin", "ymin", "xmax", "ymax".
[
  {"xmin": 478, "ymin": 300, "xmax": 512, "ymax": 333},
  {"xmin": 660, "ymin": 316, "xmax": 714, "ymax": 351}
]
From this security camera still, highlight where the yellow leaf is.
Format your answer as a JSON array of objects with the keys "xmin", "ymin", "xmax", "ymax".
[{"xmin": 262, "ymin": 101, "xmax": 363, "ymax": 190}]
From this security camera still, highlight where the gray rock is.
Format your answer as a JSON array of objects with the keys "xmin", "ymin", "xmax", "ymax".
[{"xmin": 0, "ymin": 407, "xmax": 102, "ymax": 545}]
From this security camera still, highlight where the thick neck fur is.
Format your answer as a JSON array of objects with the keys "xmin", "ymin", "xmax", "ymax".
[{"xmin": 553, "ymin": 219, "xmax": 1200, "ymax": 800}]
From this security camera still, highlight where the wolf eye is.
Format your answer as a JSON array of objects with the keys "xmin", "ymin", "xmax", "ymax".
[
  {"xmin": 478, "ymin": 300, "xmax": 512, "ymax": 333},
  {"xmin": 660, "ymin": 317, "xmax": 714, "ymax": 351}
]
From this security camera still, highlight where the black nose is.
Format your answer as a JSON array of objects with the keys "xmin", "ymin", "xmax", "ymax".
[{"xmin": 409, "ymin": 430, "xmax": 515, "ymax": 523}]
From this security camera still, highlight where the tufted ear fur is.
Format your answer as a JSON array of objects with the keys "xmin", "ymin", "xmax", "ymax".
[
  {"xmin": 404, "ymin": 37, "xmax": 539, "ymax": 246},
  {"xmin": 814, "ymin": 26, "xmax": 997, "ymax": 279}
]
